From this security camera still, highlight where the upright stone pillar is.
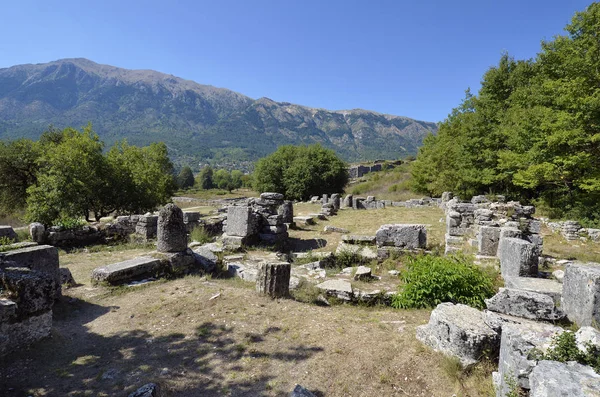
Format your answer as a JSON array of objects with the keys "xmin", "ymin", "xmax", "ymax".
[
  {"xmin": 157, "ymin": 203, "xmax": 187, "ymax": 253},
  {"xmin": 256, "ymin": 262, "xmax": 291, "ymax": 298}
]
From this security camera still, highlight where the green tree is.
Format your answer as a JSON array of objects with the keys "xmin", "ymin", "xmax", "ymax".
[
  {"xmin": 177, "ymin": 166, "xmax": 195, "ymax": 189},
  {"xmin": 0, "ymin": 139, "xmax": 40, "ymax": 214},
  {"xmin": 230, "ymin": 170, "xmax": 244, "ymax": 190},
  {"xmin": 198, "ymin": 166, "xmax": 214, "ymax": 189},
  {"xmin": 214, "ymin": 169, "xmax": 233, "ymax": 191},
  {"xmin": 253, "ymin": 144, "xmax": 348, "ymax": 200}
]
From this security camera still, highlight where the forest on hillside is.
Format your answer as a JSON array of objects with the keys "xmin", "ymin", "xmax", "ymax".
[{"xmin": 412, "ymin": 3, "xmax": 600, "ymax": 224}]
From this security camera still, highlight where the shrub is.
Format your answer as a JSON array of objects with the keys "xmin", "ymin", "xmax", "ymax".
[
  {"xmin": 54, "ymin": 217, "xmax": 87, "ymax": 230},
  {"xmin": 190, "ymin": 226, "xmax": 212, "ymax": 244},
  {"xmin": 529, "ymin": 331, "xmax": 600, "ymax": 374},
  {"xmin": 392, "ymin": 254, "xmax": 495, "ymax": 309},
  {"xmin": 334, "ymin": 250, "xmax": 366, "ymax": 269}
]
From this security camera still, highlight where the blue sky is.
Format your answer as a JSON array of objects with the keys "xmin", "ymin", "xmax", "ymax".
[{"xmin": 0, "ymin": 0, "xmax": 593, "ymax": 122}]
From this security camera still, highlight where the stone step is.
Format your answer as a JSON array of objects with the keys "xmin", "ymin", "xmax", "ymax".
[{"xmin": 91, "ymin": 257, "xmax": 163, "ymax": 285}]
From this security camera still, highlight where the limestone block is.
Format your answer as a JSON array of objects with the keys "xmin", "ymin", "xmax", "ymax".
[
  {"xmin": 157, "ymin": 203, "xmax": 187, "ymax": 253},
  {"xmin": 341, "ymin": 235, "xmax": 376, "ymax": 245},
  {"xmin": 478, "ymin": 226, "xmax": 500, "ymax": 256},
  {"xmin": 224, "ymin": 206, "xmax": 254, "ymax": 237},
  {"xmin": 29, "ymin": 222, "xmax": 45, "ymax": 243},
  {"xmin": 562, "ymin": 262, "xmax": 600, "ymax": 326},
  {"xmin": 341, "ymin": 194, "xmax": 353, "ymax": 209},
  {"xmin": 323, "ymin": 225, "xmax": 349, "ymax": 234},
  {"xmin": 485, "ymin": 288, "xmax": 565, "ymax": 321},
  {"xmin": 256, "ymin": 262, "xmax": 291, "ymax": 298},
  {"xmin": 498, "ymin": 237, "xmax": 538, "ymax": 278},
  {"xmin": 260, "ymin": 192, "xmax": 284, "ymax": 201},
  {"xmin": 316, "ymin": 279, "xmax": 353, "ymax": 301},
  {"xmin": 576, "ymin": 326, "xmax": 600, "ymax": 352},
  {"xmin": 376, "ymin": 224, "xmax": 427, "ymax": 249},
  {"xmin": 278, "ymin": 201, "xmax": 294, "ymax": 224},
  {"xmin": 0, "ymin": 225, "xmax": 18, "ymax": 241},
  {"xmin": 529, "ymin": 361, "xmax": 600, "ymax": 397},
  {"xmin": 503, "ymin": 276, "xmax": 562, "ymax": 304},
  {"xmin": 0, "ymin": 310, "xmax": 52, "ymax": 356},
  {"xmin": 0, "ymin": 267, "xmax": 57, "ymax": 315},
  {"xmin": 91, "ymin": 257, "xmax": 163, "ymax": 285},
  {"xmin": 193, "ymin": 244, "xmax": 219, "ymax": 273},
  {"xmin": 416, "ymin": 303, "xmax": 499, "ymax": 367},
  {"xmin": 293, "ymin": 216, "xmax": 315, "ymax": 226}
]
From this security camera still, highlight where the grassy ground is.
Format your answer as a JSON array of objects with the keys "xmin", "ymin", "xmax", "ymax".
[
  {"xmin": 347, "ymin": 163, "xmax": 423, "ymax": 202},
  {"xmin": 541, "ymin": 224, "xmax": 600, "ymax": 264},
  {"xmin": 0, "ymin": 242, "xmax": 495, "ymax": 397}
]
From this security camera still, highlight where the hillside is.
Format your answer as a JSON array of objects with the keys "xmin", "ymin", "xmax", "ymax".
[{"xmin": 0, "ymin": 58, "xmax": 438, "ymax": 165}]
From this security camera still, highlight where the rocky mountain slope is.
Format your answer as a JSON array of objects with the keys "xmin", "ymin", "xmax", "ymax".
[{"xmin": 0, "ymin": 58, "xmax": 437, "ymax": 165}]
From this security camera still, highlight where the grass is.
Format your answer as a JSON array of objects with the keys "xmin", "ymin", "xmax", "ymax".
[
  {"xmin": 348, "ymin": 163, "xmax": 424, "ymax": 201},
  {"xmin": 542, "ymin": 225, "xmax": 600, "ymax": 263}
]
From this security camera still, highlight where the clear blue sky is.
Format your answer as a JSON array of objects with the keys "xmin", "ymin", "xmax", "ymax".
[{"xmin": 0, "ymin": 0, "xmax": 593, "ymax": 122}]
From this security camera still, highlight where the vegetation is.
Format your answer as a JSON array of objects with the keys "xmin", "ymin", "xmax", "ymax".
[
  {"xmin": 0, "ymin": 125, "xmax": 176, "ymax": 226},
  {"xmin": 176, "ymin": 166, "xmax": 195, "ymax": 189},
  {"xmin": 412, "ymin": 3, "xmax": 600, "ymax": 223},
  {"xmin": 529, "ymin": 331, "xmax": 600, "ymax": 374},
  {"xmin": 189, "ymin": 226, "xmax": 213, "ymax": 244},
  {"xmin": 392, "ymin": 255, "xmax": 496, "ymax": 309},
  {"xmin": 198, "ymin": 166, "xmax": 214, "ymax": 190},
  {"xmin": 254, "ymin": 144, "xmax": 348, "ymax": 200}
]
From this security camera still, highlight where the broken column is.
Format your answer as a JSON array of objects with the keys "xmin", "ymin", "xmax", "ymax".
[
  {"xmin": 256, "ymin": 262, "xmax": 291, "ymax": 298},
  {"xmin": 157, "ymin": 203, "xmax": 187, "ymax": 252}
]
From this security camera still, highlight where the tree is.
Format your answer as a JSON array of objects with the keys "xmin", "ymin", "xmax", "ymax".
[
  {"xmin": 198, "ymin": 166, "xmax": 214, "ymax": 189},
  {"xmin": 230, "ymin": 170, "xmax": 244, "ymax": 190},
  {"xmin": 0, "ymin": 139, "xmax": 40, "ymax": 214},
  {"xmin": 253, "ymin": 144, "xmax": 348, "ymax": 200},
  {"xmin": 213, "ymin": 169, "xmax": 233, "ymax": 191},
  {"xmin": 177, "ymin": 166, "xmax": 195, "ymax": 189}
]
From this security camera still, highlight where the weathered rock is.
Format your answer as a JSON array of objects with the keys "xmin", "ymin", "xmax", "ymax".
[
  {"xmin": 225, "ymin": 206, "xmax": 255, "ymax": 237},
  {"xmin": 278, "ymin": 201, "xmax": 294, "ymax": 224},
  {"xmin": 341, "ymin": 235, "xmax": 376, "ymax": 244},
  {"xmin": 316, "ymin": 279, "xmax": 353, "ymax": 301},
  {"xmin": 375, "ymin": 224, "xmax": 427, "ymax": 249},
  {"xmin": 553, "ymin": 269, "xmax": 565, "ymax": 283},
  {"xmin": 227, "ymin": 261, "xmax": 259, "ymax": 282},
  {"xmin": 0, "ymin": 298, "xmax": 16, "ymax": 322},
  {"xmin": 289, "ymin": 384, "xmax": 317, "ymax": 397},
  {"xmin": 342, "ymin": 194, "xmax": 353, "ymax": 209},
  {"xmin": 330, "ymin": 193, "xmax": 341, "ymax": 210},
  {"xmin": 0, "ymin": 244, "xmax": 60, "ymax": 298},
  {"xmin": 353, "ymin": 266, "xmax": 372, "ymax": 281},
  {"xmin": 256, "ymin": 262, "xmax": 291, "ymax": 298},
  {"xmin": 260, "ymin": 192, "xmax": 284, "ymax": 201},
  {"xmin": 128, "ymin": 383, "xmax": 163, "ymax": 397},
  {"xmin": 562, "ymin": 262, "xmax": 600, "ymax": 327},
  {"xmin": 91, "ymin": 257, "xmax": 163, "ymax": 285},
  {"xmin": 478, "ymin": 226, "xmax": 500, "ymax": 256},
  {"xmin": 323, "ymin": 225, "xmax": 349, "ymax": 234},
  {"xmin": 416, "ymin": 303, "xmax": 499, "ymax": 367},
  {"xmin": 29, "ymin": 222, "xmax": 45, "ymax": 243},
  {"xmin": 0, "ymin": 309, "xmax": 52, "ymax": 356},
  {"xmin": 498, "ymin": 237, "xmax": 539, "ymax": 278},
  {"xmin": 496, "ymin": 321, "xmax": 563, "ymax": 396},
  {"xmin": 576, "ymin": 326, "xmax": 600, "ymax": 352},
  {"xmin": 193, "ymin": 244, "xmax": 219, "ymax": 273},
  {"xmin": 157, "ymin": 203, "xmax": 187, "ymax": 253},
  {"xmin": 293, "ymin": 216, "xmax": 315, "ymax": 226},
  {"xmin": 155, "ymin": 249, "xmax": 196, "ymax": 275},
  {"xmin": 503, "ymin": 276, "xmax": 562, "ymax": 304},
  {"xmin": 529, "ymin": 361, "xmax": 600, "ymax": 397},
  {"xmin": 485, "ymin": 288, "xmax": 565, "ymax": 321},
  {"xmin": 135, "ymin": 215, "xmax": 158, "ymax": 240},
  {"xmin": 0, "ymin": 225, "xmax": 18, "ymax": 241},
  {"xmin": 59, "ymin": 267, "xmax": 76, "ymax": 287},
  {"xmin": 500, "ymin": 226, "xmax": 522, "ymax": 240},
  {"xmin": 0, "ymin": 267, "xmax": 57, "ymax": 315}
]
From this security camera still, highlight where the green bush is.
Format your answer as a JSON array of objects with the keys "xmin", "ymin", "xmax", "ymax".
[
  {"xmin": 53, "ymin": 217, "xmax": 87, "ymax": 230},
  {"xmin": 392, "ymin": 255, "xmax": 495, "ymax": 309},
  {"xmin": 190, "ymin": 226, "xmax": 212, "ymax": 244},
  {"xmin": 529, "ymin": 331, "xmax": 600, "ymax": 374}
]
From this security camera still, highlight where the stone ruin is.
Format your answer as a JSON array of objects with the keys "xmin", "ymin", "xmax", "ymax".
[
  {"xmin": 0, "ymin": 241, "xmax": 66, "ymax": 355},
  {"xmin": 347, "ymin": 160, "xmax": 403, "ymax": 179},
  {"xmin": 309, "ymin": 193, "xmax": 440, "ymax": 212},
  {"xmin": 417, "ymin": 194, "xmax": 600, "ymax": 396},
  {"xmin": 221, "ymin": 193, "xmax": 293, "ymax": 250},
  {"xmin": 545, "ymin": 219, "xmax": 600, "ymax": 242}
]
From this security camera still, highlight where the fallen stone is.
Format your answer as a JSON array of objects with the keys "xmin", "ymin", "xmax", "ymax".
[
  {"xmin": 154, "ymin": 249, "xmax": 196, "ymax": 275},
  {"xmin": 498, "ymin": 237, "xmax": 539, "ymax": 278},
  {"xmin": 478, "ymin": 226, "xmax": 500, "ymax": 256},
  {"xmin": 561, "ymin": 262, "xmax": 600, "ymax": 326},
  {"xmin": 221, "ymin": 234, "xmax": 245, "ymax": 250},
  {"xmin": 323, "ymin": 225, "xmax": 349, "ymax": 234},
  {"xmin": 529, "ymin": 360, "xmax": 600, "ymax": 397},
  {"xmin": 0, "ymin": 309, "xmax": 52, "ymax": 356},
  {"xmin": 575, "ymin": 326, "xmax": 600, "ymax": 352},
  {"xmin": 376, "ymin": 224, "xmax": 427, "ymax": 249},
  {"xmin": 91, "ymin": 257, "xmax": 163, "ymax": 285},
  {"xmin": 553, "ymin": 269, "xmax": 565, "ymax": 283},
  {"xmin": 29, "ymin": 222, "xmax": 45, "ymax": 243},
  {"xmin": 289, "ymin": 384, "xmax": 317, "ymax": 397},
  {"xmin": 485, "ymin": 288, "xmax": 565, "ymax": 321},
  {"xmin": 0, "ymin": 267, "xmax": 57, "ymax": 315},
  {"xmin": 0, "ymin": 298, "xmax": 16, "ymax": 322},
  {"xmin": 293, "ymin": 216, "xmax": 315, "ymax": 226},
  {"xmin": 227, "ymin": 262, "xmax": 258, "ymax": 282},
  {"xmin": 316, "ymin": 279, "xmax": 353, "ymax": 301},
  {"xmin": 341, "ymin": 234, "xmax": 376, "ymax": 244},
  {"xmin": 0, "ymin": 244, "xmax": 60, "ymax": 291},
  {"xmin": 416, "ymin": 302, "xmax": 499, "ymax": 367},
  {"xmin": 128, "ymin": 383, "xmax": 162, "ymax": 397},
  {"xmin": 59, "ymin": 267, "xmax": 76, "ymax": 287},
  {"xmin": 193, "ymin": 244, "xmax": 219, "ymax": 273},
  {"xmin": 496, "ymin": 320, "xmax": 563, "ymax": 396},
  {"xmin": 260, "ymin": 192, "xmax": 284, "ymax": 200},
  {"xmin": 503, "ymin": 276, "xmax": 562, "ymax": 304},
  {"xmin": 353, "ymin": 266, "xmax": 372, "ymax": 281},
  {"xmin": 0, "ymin": 225, "xmax": 18, "ymax": 241}
]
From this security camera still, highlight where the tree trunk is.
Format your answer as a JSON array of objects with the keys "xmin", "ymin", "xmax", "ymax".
[{"xmin": 256, "ymin": 262, "xmax": 291, "ymax": 298}]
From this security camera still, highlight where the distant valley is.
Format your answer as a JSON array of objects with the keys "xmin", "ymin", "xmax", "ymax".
[{"xmin": 0, "ymin": 58, "xmax": 438, "ymax": 167}]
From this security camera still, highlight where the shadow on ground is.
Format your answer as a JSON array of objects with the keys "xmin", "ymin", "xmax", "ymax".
[{"xmin": 0, "ymin": 296, "xmax": 323, "ymax": 396}]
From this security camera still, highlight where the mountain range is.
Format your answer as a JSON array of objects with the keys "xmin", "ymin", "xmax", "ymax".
[{"xmin": 0, "ymin": 58, "xmax": 438, "ymax": 167}]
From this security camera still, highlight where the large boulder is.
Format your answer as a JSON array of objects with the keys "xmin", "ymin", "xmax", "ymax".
[
  {"xmin": 375, "ymin": 224, "xmax": 427, "ymax": 249},
  {"xmin": 485, "ymin": 288, "xmax": 565, "ymax": 321},
  {"xmin": 416, "ymin": 303, "xmax": 499, "ymax": 367},
  {"xmin": 157, "ymin": 204, "xmax": 187, "ymax": 253},
  {"xmin": 498, "ymin": 237, "xmax": 539, "ymax": 278},
  {"xmin": 561, "ymin": 262, "xmax": 600, "ymax": 327},
  {"xmin": 529, "ymin": 361, "xmax": 600, "ymax": 397}
]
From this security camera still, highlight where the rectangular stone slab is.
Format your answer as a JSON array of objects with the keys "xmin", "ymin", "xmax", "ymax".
[
  {"xmin": 503, "ymin": 276, "xmax": 562, "ymax": 304},
  {"xmin": 561, "ymin": 262, "xmax": 600, "ymax": 327},
  {"xmin": 91, "ymin": 257, "xmax": 163, "ymax": 285}
]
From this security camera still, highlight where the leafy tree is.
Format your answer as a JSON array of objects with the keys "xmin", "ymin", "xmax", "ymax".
[
  {"xmin": 230, "ymin": 170, "xmax": 244, "ymax": 190},
  {"xmin": 198, "ymin": 166, "xmax": 214, "ymax": 189},
  {"xmin": 254, "ymin": 144, "xmax": 348, "ymax": 200},
  {"xmin": 176, "ymin": 166, "xmax": 195, "ymax": 189},
  {"xmin": 214, "ymin": 169, "xmax": 233, "ymax": 191},
  {"xmin": 0, "ymin": 139, "xmax": 40, "ymax": 214}
]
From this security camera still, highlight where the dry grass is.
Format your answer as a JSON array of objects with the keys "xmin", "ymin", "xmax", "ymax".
[
  {"xmin": 291, "ymin": 203, "xmax": 446, "ymax": 253},
  {"xmin": 541, "ymin": 225, "xmax": 600, "ymax": 264},
  {"xmin": 348, "ymin": 164, "xmax": 424, "ymax": 202},
  {"xmin": 0, "ymin": 242, "xmax": 495, "ymax": 396}
]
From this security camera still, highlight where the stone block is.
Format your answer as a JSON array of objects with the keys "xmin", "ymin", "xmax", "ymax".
[
  {"xmin": 323, "ymin": 225, "xmax": 349, "ymax": 234},
  {"xmin": 316, "ymin": 279, "xmax": 353, "ymax": 301},
  {"xmin": 485, "ymin": 288, "xmax": 565, "ymax": 321},
  {"xmin": 155, "ymin": 249, "xmax": 195, "ymax": 275},
  {"xmin": 478, "ymin": 226, "xmax": 500, "ymax": 256},
  {"xmin": 256, "ymin": 262, "xmax": 291, "ymax": 298},
  {"xmin": 0, "ymin": 298, "xmax": 17, "ymax": 322},
  {"xmin": 0, "ymin": 310, "xmax": 52, "ymax": 356},
  {"xmin": 225, "ymin": 206, "xmax": 254, "ymax": 237},
  {"xmin": 0, "ymin": 225, "xmax": 18, "ymax": 241},
  {"xmin": 496, "ymin": 321, "xmax": 563, "ymax": 395},
  {"xmin": 498, "ymin": 237, "xmax": 538, "ymax": 278},
  {"xmin": 278, "ymin": 201, "xmax": 294, "ymax": 224},
  {"xmin": 0, "ymin": 267, "xmax": 57, "ymax": 315},
  {"xmin": 576, "ymin": 326, "xmax": 600, "ymax": 352},
  {"xmin": 341, "ymin": 235, "xmax": 376, "ymax": 245},
  {"xmin": 500, "ymin": 227, "xmax": 522, "ymax": 240},
  {"xmin": 341, "ymin": 194, "xmax": 353, "ymax": 209},
  {"xmin": 260, "ymin": 192, "xmax": 284, "ymax": 200},
  {"xmin": 222, "ymin": 234, "xmax": 245, "ymax": 250},
  {"xmin": 503, "ymin": 276, "xmax": 562, "ymax": 304},
  {"xmin": 182, "ymin": 211, "xmax": 201, "ymax": 223},
  {"xmin": 157, "ymin": 203, "xmax": 187, "ymax": 253},
  {"xmin": 91, "ymin": 257, "xmax": 163, "ymax": 285},
  {"xmin": 293, "ymin": 216, "xmax": 315, "ymax": 226},
  {"xmin": 375, "ymin": 224, "xmax": 427, "ymax": 249},
  {"xmin": 193, "ymin": 244, "xmax": 219, "ymax": 273},
  {"xmin": 29, "ymin": 222, "xmax": 45, "ymax": 243},
  {"xmin": 561, "ymin": 262, "xmax": 600, "ymax": 326},
  {"xmin": 529, "ymin": 361, "xmax": 600, "ymax": 397},
  {"xmin": 416, "ymin": 303, "xmax": 499, "ymax": 367}
]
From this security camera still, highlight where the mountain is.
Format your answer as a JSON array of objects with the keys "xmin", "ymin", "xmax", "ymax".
[{"xmin": 0, "ymin": 58, "xmax": 438, "ymax": 166}]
